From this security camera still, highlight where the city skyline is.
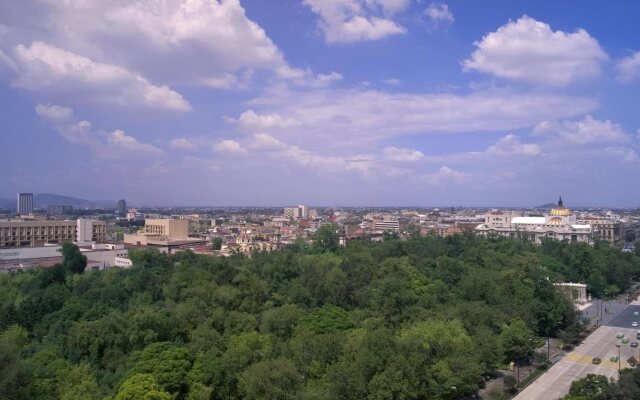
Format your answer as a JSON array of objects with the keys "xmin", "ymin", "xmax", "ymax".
[{"xmin": 1, "ymin": 1, "xmax": 640, "ymax": 207}]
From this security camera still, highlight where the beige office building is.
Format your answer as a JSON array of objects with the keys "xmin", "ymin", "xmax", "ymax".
[
  {"xmin": 124, "ymin": 219, "xmax": 189, "ymax": 246},
  {"xmin": 0, "ymin": 220, "xmax": 106, "ymax": 248}
]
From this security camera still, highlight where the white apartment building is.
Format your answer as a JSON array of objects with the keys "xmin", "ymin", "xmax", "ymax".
[{"xmin": 17, "ymin": 193, "xmax": 33, "ymax": 214}]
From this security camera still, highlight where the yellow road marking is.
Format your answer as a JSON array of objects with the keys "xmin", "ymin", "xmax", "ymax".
[{"xmin": 564, "ymin": 352, "xmax": 629, "ymax": 370}]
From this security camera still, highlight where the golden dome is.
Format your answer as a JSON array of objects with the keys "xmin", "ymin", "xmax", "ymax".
[
  {"xmin": 549, "ymin": 196, "xmax": 571, "ymax": 217},
  {"xmin": 549, "ymin": 207, "xmax": 571, "ymax": 216},
  {"xmin": 548, "ymin": 217, "xmax": 564, "ymax": 225}
]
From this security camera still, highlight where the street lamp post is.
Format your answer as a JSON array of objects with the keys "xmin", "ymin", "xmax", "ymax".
[
  {"xmin": 516, "ymin": 355, "xmax": 520, "ymax": 390},
  {"xmin": 616, "ymin": 344, "xmax": 621, "ymax": 372}
]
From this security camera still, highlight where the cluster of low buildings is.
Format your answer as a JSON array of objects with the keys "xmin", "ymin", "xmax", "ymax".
[
  {"xmin": 1, "ymin": 194, "xmax": 638, "ymax": 274},
  {"xmin": 475, "ymin": 197, "xmax": 626, "ymax": 246}
]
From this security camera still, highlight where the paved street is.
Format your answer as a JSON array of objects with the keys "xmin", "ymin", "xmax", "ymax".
[
  {"xmin": 582, "ymin": 299, "xmax": 629, "ymax": 326},
  {"xmin": 514, "ymin": 300, "xmax": 640, "ymax": 400},
  {"xmin": 606, "ymin": 304, "xmax": 640, "ymax": 329}
]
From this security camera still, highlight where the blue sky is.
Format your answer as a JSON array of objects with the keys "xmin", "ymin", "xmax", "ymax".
[{"xmin": 1, "ymin": 0, "xmax": 639, "ymax": 207}]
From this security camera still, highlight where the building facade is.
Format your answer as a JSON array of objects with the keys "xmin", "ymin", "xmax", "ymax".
[
  {"xmin": 17, "ymin": 193, "xmax": 33, "ymax": 214},
  {"xmin": 580, "ymin": 217, "xmax": 624, "ymax": 245},
  {"xmin": 47, "ymin": 205, "xmax": 72, "ymax": 215},
  {"xmin": 284, "ymin": 207, "xmax": 301, "ymax": 219},
  {"xmin": 123, "ymin": 219, "xmax": 190, "ymax": 246},
  {"xmin": 475, "ymin": 198, "xmax": 593, "ymax": 244},
  {"xmin": 0, "ymin": 219, "xmax": 106, "ymax": 248},
  {"xmin": 117, "ymin": 199, "xmax": 127, "ymax": 216}
]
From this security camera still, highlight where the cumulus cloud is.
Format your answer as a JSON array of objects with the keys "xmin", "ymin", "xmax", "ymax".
[
  {"xmin": 485, "ymin": 134, "xmax": 541, "ymax": 156},
  {"xmin": 0, "ymin": 0, "xmax": 339, "ymax": 113},
  {"xmin": 170, "ymin": 138, "xmax": 196, "ymax": 151},
  {"xmin": 12, "ymin": 42, "xmax": 191, "ymax": 112},
  {"xmin": 303, "ymin": 0, "xmax": 410, "ymax": 43},
  {"xmin": 35, "ymin": 104, "xmax": 74, "ymax": 123},
  {"xmin": 248, "ymin": 133, "xmax": 288, "ymax": 150},
  {"xmin": 427, "ymin": 134, "xmax": 541, "ymax": 165},
  {"xmin": 229, "ymin": 110, "xmax": 302, "ymax": 129},
  {"xmin": 533, "ymin": 115, "xmax": 631, "ymax": 145},
  {"xmin": 35, "ymin": 104, "xmax": 165, "ymax": 158},
  {"xmin": 424, "ymin": 3, "xmax": 454, "ymax": 27},
  {"xmin": 616, "ymin": 51, "xmax": 640, "ymax": 83},
  {"xmin": 213, "ymin": 140, "xmax": 247, "ymax": 155},
  {"xmin": 422, "ymin": 166, "xmax": 468, "ymax": 185},
  {"xmin": 383, "ymin": 146, "xmax": 425, "ymax": 162},
  {"xmin": 463, "ymin": 16, "xmax": 608, "ymax": 86}
]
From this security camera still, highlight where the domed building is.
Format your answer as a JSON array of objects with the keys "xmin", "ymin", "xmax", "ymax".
[
  {"xmin": 543, "ymin": 196, "xmax": 577, "ymax": 226},
  {"xmin": 475, "ymin": 197, "xmax": 593, "ymax": 244}
]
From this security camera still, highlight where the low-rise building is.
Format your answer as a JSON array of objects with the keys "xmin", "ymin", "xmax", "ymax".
[{"xmin": 0, "ymin": 219, "xmax": 106, "ymax": 248}]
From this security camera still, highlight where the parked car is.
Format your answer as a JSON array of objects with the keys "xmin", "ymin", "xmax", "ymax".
[
  {"xmin": 631, "ymin": 342, "xmax": 638, "ymax": 348},
  {"xmin": 633, "ymin": 322, "xmax": 638, "ymax": 327}
]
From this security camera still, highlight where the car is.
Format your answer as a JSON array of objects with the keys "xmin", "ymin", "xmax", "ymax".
[
  {"xmin": 634, "ymin": 311, "xmax": 639, "ymax": 317},
  {"xmin": 631, "ymin": 342, "xmax": 638, "ymax": 348},
  {"xmin": 617, "ymin": 332, "xmax": 625, "ymax": 339},
  {"xmin": 592, "ymin": 357, "xmax": 602, "ymax": 364},
  {"xmin": 622, "ymin": 338, "xmax": 630, "ymax": 344},
  {"xmin": 633, "ymin": 322, "xmax": 638, "ymax": 327},
  {"xmin": 610, "ymin": 356, "xmax": 619, "ymax": 362}
]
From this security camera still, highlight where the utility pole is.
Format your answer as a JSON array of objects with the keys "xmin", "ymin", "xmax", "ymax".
[
  {"xmin": 616, "ymin": 344, "xmax": 621, "ymax": 372},
  {"xmin": 516, "ymin": 355, "xmax": 520, "ymax": 390},
  {"xmin": 547, "ymin": 330, "xmax": 550, "ymax": 364}
]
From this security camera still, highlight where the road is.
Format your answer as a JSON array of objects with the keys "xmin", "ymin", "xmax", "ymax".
[{"xmin": 514, "ymin": 301, "xmax": 640, "ymax": 400}]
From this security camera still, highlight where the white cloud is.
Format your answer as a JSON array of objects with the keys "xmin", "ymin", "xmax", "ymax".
[
  {"xmin": 170, "ymin": 138, "xmax": 196, "ymax": 151},
  {"xmin": 383, "ymin": 146, "xmax": 425, "ymax": 162},
  {"xmin": 533, "ymin": 115, "xmax": 631, "ymax": 145},
  {"xmin": 463, "ymin": 16, "xmax": 608, "ymax": 86},
  {"xmin": 383, "ymin": 78, "xmax": 401, "ymax": 85},
  {"xmin": 0, "ymin": 0, "xmax": 339, "ymax": 101},
  {"xmin": 35, "ymin": 104, "xmax": 74, "ymax": 123},
  {"xmin": 616, "ymin": 51, "xmax": 640, "ymax": 83},
  {"xmin": 485, "ymin": 134, "xmax": 541, "ymax": 156},
  {"xmin": 424, "ymin": 3, "xmax": 454, "ymax": 25},
  {"xmin": 106, "ymin": 130, "xmax": 166, "ymax": 157},
  {"xmin": 13, "ymin": 42, "xmax": 191, "ymax": 112},
  {"xmin": 213, "ymin": 139, "xmax": 247, "ymax": 155},
  {"xmin": 303, "ymin": 0, "xmax": 409, "ymax": 43},
  {"xmin": 427, "ymin": 134, "xmax": 541, "ymax": 165},
  {"xmin": 422, "ymin": 166, "xmax": 468, "ymax": 185},
  {"xmin": 243, "ymin": 87, "xmax": 597, "ymax": 148},
  {"xmin": 230, "ymin": 110, "xmax": 302, "ymax": 129},
  {"xmin": 603, "ymin": 147, "xmax": 638, "ymax": 162},
  {"xmin": 36, "ymin": 105, "xmax": 165, "ymax": 158},
  {"xmin": 248, "ymin": 133, "xmax": 287, "ymax": 150}
]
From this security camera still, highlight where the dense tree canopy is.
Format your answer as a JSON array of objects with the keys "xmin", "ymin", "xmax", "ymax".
[
  {"xmin": 0, "ymin": 234, "xmax": 638, "ymax": 399},
  {"xmin": 563, "ymin": 369, "xmax": 640, "ymax": 400}
]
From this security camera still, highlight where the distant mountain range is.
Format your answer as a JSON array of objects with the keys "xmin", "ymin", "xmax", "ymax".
[
  {"xmin": 535, "ymin": 203, "xmax": 557, "ymax": 209},
  {"xmin": 0, "ymin": 193, "xmax": 117, "ymax": 210}
]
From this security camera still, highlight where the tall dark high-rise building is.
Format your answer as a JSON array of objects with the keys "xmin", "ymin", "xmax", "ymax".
[
  {"xmin": 117, "ymin": 199, "xmax": 127, "ymax": 216},
  {"xmin": 17, "ymin": 193, "xmax": 33, "ymax": 214}
]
